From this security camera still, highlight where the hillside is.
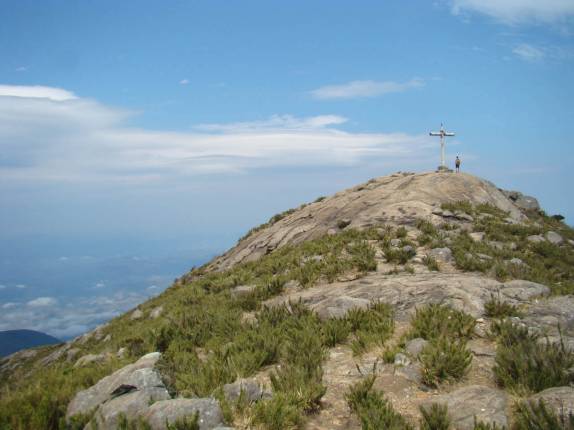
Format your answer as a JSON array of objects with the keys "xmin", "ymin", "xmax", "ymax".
[
  {"xmin": 1, "ymin": 171, "xmax": 574, "ymax": 430},
  {"xmin": 0, "ymin": 330, "xmax": 61, "ymax": 358}
]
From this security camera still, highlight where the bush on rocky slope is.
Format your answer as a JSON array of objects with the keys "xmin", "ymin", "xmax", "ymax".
[{"xmin": 493, "ymin": 321, "xmax": 574, "ymax": 395}]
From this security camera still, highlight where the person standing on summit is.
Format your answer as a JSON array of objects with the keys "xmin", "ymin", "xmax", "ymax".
[{"xmin": 455, "ymin": 156, "xmax": 461, "ymax": 173}]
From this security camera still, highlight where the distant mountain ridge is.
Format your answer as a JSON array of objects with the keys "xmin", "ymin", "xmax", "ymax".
[{"xmin": 0, "ymin": 329, "xmax": 61, "ymax": 357}]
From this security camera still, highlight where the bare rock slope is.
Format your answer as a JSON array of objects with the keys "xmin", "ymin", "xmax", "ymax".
[{"xmin": 207, "ymin": 172, "xmax": 525, "ymax": 272}]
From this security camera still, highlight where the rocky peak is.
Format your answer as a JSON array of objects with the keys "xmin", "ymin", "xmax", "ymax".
[{"xmin": 206, "ymin": 171, "xmax": 527, "ymax": 273}]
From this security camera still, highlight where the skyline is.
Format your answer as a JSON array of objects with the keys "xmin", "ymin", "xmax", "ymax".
[{"xmin": 1, "ymin": 0, "xmax": 573, "ymax": 337}]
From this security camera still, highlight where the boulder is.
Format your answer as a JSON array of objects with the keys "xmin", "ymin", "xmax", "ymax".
[
  {"xmin": 66, "ymin": 352, "xmax": 167, "ymax": 420},
  {"xmin": 455, "ymin": 211, "xmax": 474, "ymax": 222},
  {"xmin": 441, "ymin": 209, "xmax": 455, "ymax": 218},
  {"xmin": 390, "ymin": 238, "xmax": 402, "ymax": 247},
  {"xmin": 509, "ymin": 258, "xmax": 525, "ymax": 266},
  {"xmin": 527, "ymin": 235, "xmax": 545, "ymax": 243},
  {"xmin": 421, "ymin": 385, "xmax": 508, "ymax": 430},
  {"xmin": 527, "ymin": 387, "xmax": 574, "ymax": 417},
  {"xmin": 405, "ymin": 338, "xmax": 428, "ymax": 358},
  {"xmin": 230, "ymin": 285, "xmax": 257, "ymax": 298},
  {"xmin": 223, "ymin": 378, "xmax": 267, "ymax": 403},
  {"xmin": 150, "ymin": 306, "xmax": 163, "ymax": 319},
  {"xmin": 131, "ymin": 309, "xmax": 144, "ymax": 320},
  {"xmin": 91, "ymin": 388, "xmax": 170, "ymax": 429},
  {"xmin": 73, "ymin": 353, "xmax": 109, "ymax": 368},
  {"xmin": 503, "ymin": 190, "xmax": 540, "ymax": 211},
  {"xmin": 427, "ymin": 247, "xmax": 453, "ymax": 263},
  {"xmin": 546, "ymin": 231, "xmax": 564, "ymax": 245},
  {"xmin": 143, "ymin": 398, "xmax": 225, "ymax": 430},
  {"xmin": 393, "ymin": 353, "xmax": 411, "ymax": 367},
  {"xmin": 469, "ymin": 232, "xmax": 485, "ymax": 242}
]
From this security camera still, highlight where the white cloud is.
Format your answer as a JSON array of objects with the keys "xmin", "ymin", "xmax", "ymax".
[
  {"xmin": 196, "ymin": 114, "xmax": 348, "ymax": 132},
  {"xmin": 95, "ymin": 282, "xmax": 106, "ymax": 288},
  {"xmin": 0, "ymin": 85, "xmax": 76, "ymax": 101},
  {"xmin": 27, "ymin": 297, "xmax": 57, "ymax": 307},
  {"xmin": 450, "ymin": 0, "xmax": 574, "ymax": 25},
  {"xmin": 179, "ymin": 79, "xmax": 190, "ymax": 85},
  {"xmin": 2, "ymin": 302, "xmax": 18, "ymax": 309},
  {"xmin": 310, "ymin": 79, "xmax": 424, "ymax": 100},
  {"xmin": 15, "ymin": 66, "xmax": 28, "ymax": 72},
  {"xmin": 513, "ymin": 43, "xmax": 545, "ymax": 61},
  {"xmin": 0, "ymin": 284, "xmax": 5, "ymax": 290},
  {"xmin": 15, "ymin": 284, "xmax": 27, "ymax": 289},
  {"xmin": 0, "ymin": 291, "xmax": 149, "ymax": 339},
  {"xmin": 0, "ymin": 85, "xmax": 436, "ymax": 184}
]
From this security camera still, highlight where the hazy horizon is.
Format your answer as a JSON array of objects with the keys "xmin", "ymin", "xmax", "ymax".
[{"xmin": 1, "ymin": 0, "xmax": 573, "ymax": 338}]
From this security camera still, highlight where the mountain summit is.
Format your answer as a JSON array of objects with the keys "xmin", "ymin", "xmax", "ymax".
[
  {"xmin": 208, "ymin": 172, "xmax": 527, "ymax": 272},
  {"xmin": 1, "ymin": 171, "xmax": 574, "ymax": 430}
]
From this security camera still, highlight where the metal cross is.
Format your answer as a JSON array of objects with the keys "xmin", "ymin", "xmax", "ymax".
[{"xmin": 429, "ymin": 123, "xmax": 455, "ymax": 169}]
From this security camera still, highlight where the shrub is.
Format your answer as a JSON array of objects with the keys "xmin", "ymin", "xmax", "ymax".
[
  {"xmin": 345, "ymin": 375, "xmax": 413, "ymax": 430},
  {"xmin": 396, "ymin": 226, "xmax": 408, "ymax": 238},
  {"xmin": 493, "ymin": 323, "xmax": 574, "ymax": 394},
  {"xmin": 513, "ymin": 399, "xmax": 574, "ymax": 430},
  {"xmin": 423, "ymin": 256, "xmax": 440, "ymax": 272},
  {"xmin": 385, "ymin": 247, "xmax": 416, "ymax": 265},
  {"xmin": 251, "ymin": 393, "xmax": 302, "ymax": 430},
  {"xmin": 321, "ymin": 318, "xmax": 351, "ymax": 347},
  {"xmin": 407, "ymin": 304, "xmax": 476, "ymax": 341},
  {"xmin": 347, "ymin": 302, "xmax": 395, "ymax": 355},
  {"xmin": 441, "ymin": 201, "xmax": 473, "ymax": 215},
  {"xmin": 416, "ymin": 219, "xmax": 439, "ymax": 237},
  {"xmin": 484, "ymin": 293, "xmax": 521, "ymax": 319},
  {"xmin": 419, "ymin": 338, "xmax": 472, "ymax": 387},
  {"xmin": 419, "ymin": 403, "xmax": 451, "ymax": 430}
]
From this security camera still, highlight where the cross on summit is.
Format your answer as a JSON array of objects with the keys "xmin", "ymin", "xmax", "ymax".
[{"xmin": 430, "ymin": 123, "xmax": 455, "ymax": 172}]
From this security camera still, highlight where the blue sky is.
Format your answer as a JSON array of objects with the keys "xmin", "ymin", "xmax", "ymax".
[{"xmin": 0, "ymin": 0, "xmax": 573, "ymax": 338}]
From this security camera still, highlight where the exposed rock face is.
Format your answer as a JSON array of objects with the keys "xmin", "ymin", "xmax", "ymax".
[
  {"xmin": 66, "ymin": 352, "xmax": 169, "ymax": 421},
  {"xmin": 130, "ymin": 309, "xmax": 144, "ymax": 320},
  {"xmin": 427, "ymin": 247, "xmax": 453, "ymax": 263},
  {"xmin": 405, "ymin": 338, "xmax": 428, "ymax": 358},
  {"xmin": 268, "ymin": 273, "xmax": 549, "ymax": 321},
  {"xmin": 502, "ymin": 190, "xmax": 540, "ymax": 212},
  {"xmin": 521, "ymin": 296, "xmax": 574, "ymax": 350},
  {"xmin": 206, "ymin": 172, "xmax": 527, "ymax": 272},
  {"xmin": 546, "ymin": 231, "xmax": 564, "ymax": 245},
  {"xmin": 73, "ymin": 352, "xmax": 110, "ymax": 368},
  {"xmin": 421, "ymin": 385, "xmax": 508, "ymax": 429},
  {"xmin": 149, "ymin": 306, "xmax": 163, "ymax": 319},
  {"xmin": 92, "ymin": 388, "xmax": 171, "ymax": 429},
  {"xmin": 223, "ymin": 378, "xmax": 268, "ymax": 403},
  {"xmin": 528, "ymin": 387, "xmax": 574, "ymax": 417},
  {"xmin": 143, "ymin": 398, "xmax": 225, "ymax": 430}
]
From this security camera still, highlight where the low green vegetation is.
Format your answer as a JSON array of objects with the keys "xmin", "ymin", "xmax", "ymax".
[
  {"xmin": 406, "ymin": 304, "xmax": 475, "ymax": 387},
  {"xmin": 419, "ymin": 403, "xmax": 450, "ymax": 430},
  {"xmin": 345, "ymin": 374, "xmax": 413, "ymax": 430},
  {"xmin": 407, "ymin": 304, "xmax": 476, "ymax": 341},
  {"xmin": 513, "ymin": 399, "xmax": 574, "ymax": 430},
  {"xmin": 444, "ymin": 202, "xmax": 574, "ymax": 295},
  {"xmin": 0, "ymin": 227, "xmax": 389, "ymax": 430},
  {"xmin": 347, "ymin": 302, "xmax": 395, "ymax": 356},
  {"xmin": 492, "ymin": 320, "xmax": 574, "ymax": 394},
  {"xmin": 419, "ymin": 338, "xmax": 473, "ymax": 387},
  {"xmin": 484, "ymin": 292, "xmax": 522, "ymax": 319}
]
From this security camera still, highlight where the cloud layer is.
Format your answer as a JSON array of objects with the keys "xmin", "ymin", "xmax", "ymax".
[
  {"xmin": 310, "ymin": 79, "xmax": 425, "ymax": 100},
  {"xmin": 0, "ymin": 292, "xmax": 148, "ymax": 339},
  {"xmin": 450, "ymin": 0, "xmax": 574, "ymax": 25},
  {"xmin": 0, "ymin": 85, "xmax": 435, "ymax": 185}
]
